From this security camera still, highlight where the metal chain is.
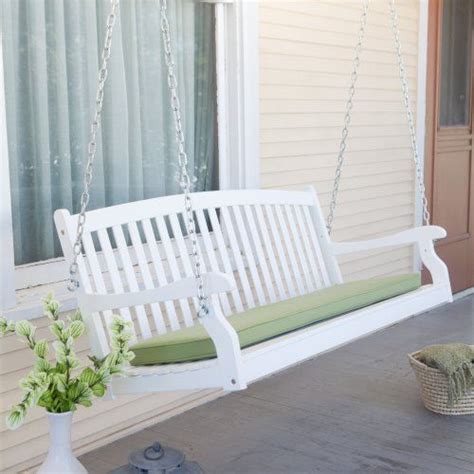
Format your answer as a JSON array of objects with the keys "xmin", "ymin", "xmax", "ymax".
[
  {"xmin": 326, "ymin": 0, "xmax": 369, "ymax": 235},
  {"xmin": 388, "ymin": 0, "xmax": 430, "ymax": 226},
  {"xmin": 68, "ymin": 0, "xmax": 119, "ymax": 292},
  {"xmin": 160, "ymin": 0, "xmax": 209, "ymax": 318}
]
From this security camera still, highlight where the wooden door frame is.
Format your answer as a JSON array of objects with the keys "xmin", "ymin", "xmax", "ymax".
[{"xmin": 425, "ymin": 0, "xmax": 474, "ymax": 289}]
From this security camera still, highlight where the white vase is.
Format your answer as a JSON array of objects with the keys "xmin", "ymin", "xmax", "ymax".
[{"xmin": 37, "ymin": 411, "xmax": 87, "ymax": 474}]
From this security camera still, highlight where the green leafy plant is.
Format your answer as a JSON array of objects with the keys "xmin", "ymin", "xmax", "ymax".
[{"xmin": 0, "ymin": 294, "xmax": 135, "ymax": 429}]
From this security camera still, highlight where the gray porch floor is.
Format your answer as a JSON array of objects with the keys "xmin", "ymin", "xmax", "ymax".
[{"xmin": 80, "ymin": 295, "xmax": 474, "ymax": 474}]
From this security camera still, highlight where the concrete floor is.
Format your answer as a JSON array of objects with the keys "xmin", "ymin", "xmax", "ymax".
[{"xmin": 81, "ymin": 295, "xmax": 474, "ymax": 474}]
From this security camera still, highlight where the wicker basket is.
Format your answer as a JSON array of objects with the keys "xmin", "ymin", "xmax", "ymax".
[{"xmin": 408, "ymin": 351, "xmax": 474, "ymax": 416}]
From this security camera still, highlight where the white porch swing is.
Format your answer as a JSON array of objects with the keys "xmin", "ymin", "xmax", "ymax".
[{"xmin": 54, "ymin": 0, "xmax": 452, "ymax": 395}]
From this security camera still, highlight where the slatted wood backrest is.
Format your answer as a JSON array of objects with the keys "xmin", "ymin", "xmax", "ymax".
[{"xmin": 55, "ymin": 188, "xmax": 342, "ymax": 356}]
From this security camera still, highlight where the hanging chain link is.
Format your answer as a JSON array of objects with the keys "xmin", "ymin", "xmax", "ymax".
[
  {"xmin": 68, "ymin": 0, "xmax": 119, "ymax": 292},
  {"xmin": 326, "ymin": 0, "xmax": 369, "ymax": 235},
  {"xmin": 388, "ymin": 0, "xmax": 430, "ymax": 226},
  {"xmin": 160, "ymin": 0, "xmax": 209, "ymax": 318}
]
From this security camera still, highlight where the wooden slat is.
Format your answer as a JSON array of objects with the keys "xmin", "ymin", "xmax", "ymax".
[
  {"xmin": 81, "ymin": 233, "xmax": 117, "ymax": 333},
  {"xmin": 208, "ymin": 208, "xmax": 244, "ymax": 313},
  {"xmin": 303, "ymin": 206, "xmax": 331, "ymax": 287},
  {"xmin": 243, "ymin": 205, "xmax": 277, "ymax": 303},
  {"xmin": 155, "ymin": 215, "xmax": 194, "ymax": 327},
  {"xmin": 141, "ymin": 218, "xmax": 180, "ymax": 331},
  {"xmin": 194, "ymin": 210, "xmax": 232, "ymax": 315},
  {"xmin": 284, "ymin": 204, "xmax": 313, "ymax": 292},
  {"xmin": 220, "ymin": 206, "xmax": 255, "ymax": 309},
  {"xmin": 168, "ymin": 213, "xmax": 200, "ymax": 313},
  {"xmin": 95, "ymin": 229, "xmax": 134, "ymax": 327},
  {"xmin": 231, "ymin": 205, "xmax": 267, "ymax": 306},
  {"xmin": 108, "ymin": 226, "xmax": 151, "ymax": 339},
  {"xmin": 274, "ymin": 204, "xmax": 305, "ymax": 295},
  {"xmin": 264, "ymin": 204, "xmax": 296, "ymax": 298},
  {"xmin": 127, "ymin": 222, "xmax": 167, "ymax": 335},
  {"xmin": 254, "ymin": 205, "xmax": 286, "ymax": 300},
  {"xmin": 293, "ymin": 205, "xmax": 322, "ymax": 289}
]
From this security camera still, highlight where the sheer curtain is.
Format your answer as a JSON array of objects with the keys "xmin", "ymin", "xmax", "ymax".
[{"xmin": 2, "ymin": 0, "xmax": 217, "ymax": 265}]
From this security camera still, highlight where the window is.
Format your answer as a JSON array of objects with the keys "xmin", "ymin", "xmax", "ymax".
[
  {"xmin": 2, "ymin": 0, "xmax": 217, "ymax": 266},
  {"xmin": 0, "ymin": 0, "xmax": 258, "ymax": 314},
  {"xmin": 439, "ymin": 0, "xmax": 473, "ymax": 127}
]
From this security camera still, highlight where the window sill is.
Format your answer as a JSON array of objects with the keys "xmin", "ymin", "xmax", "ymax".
[{"xmin": 3, "ymin": 280, "xmax": 77, "ymax": 321}]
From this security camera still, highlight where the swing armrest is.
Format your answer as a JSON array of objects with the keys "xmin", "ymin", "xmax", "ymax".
[
  {"xmin": 80, "ymin": 272, "xmax": 235, "ymax": 313},
  {"xmin": 330, "ymin": 226, "xmax": 447, "ymax": 255},
  {"xmin": 330, "ymin": 225, "xmax": 451, "ymax": 290}
]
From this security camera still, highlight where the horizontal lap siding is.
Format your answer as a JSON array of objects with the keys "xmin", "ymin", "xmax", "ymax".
[{"xmin": 259, "ymin": 0, "xmax": 419, "ymax": 280}]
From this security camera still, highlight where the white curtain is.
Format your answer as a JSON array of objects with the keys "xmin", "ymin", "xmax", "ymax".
[{"xmin": 2, "ymin": 0, "xmax": 217, "ymax": 265}]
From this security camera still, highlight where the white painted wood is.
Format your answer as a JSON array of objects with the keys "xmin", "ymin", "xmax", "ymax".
[
  {"xmin": 81, "ymin": 233, "xmax": 116, "ymax": 332},
  {"xmin": 330, "ymin": 226, "xmax": 447, "ymax": 255},
  {"xmin": 117, "ymin": 223, "xmax": 154, "ymax": 337},
  {"xmin": 253, "ymin": 204, "xmax": 286, "ymax": 300},
  {"xmin": 81, "ymin": 273, "xmax": 235, "ymax": 313},
  {"xmin": 55, "ymin": 188, "xmax": 452, "ymax": 394},
  {"xmin": 195, "ymin": 210, "xmax": 232, "ymax": 315},
  {"xmin": 414, "ymin": 0, "xmax": 429, "ymax": 272},
  {"xmin": 142, "ymin": 218, "xmax": 180, "ymax": 331},
  {"xmin": 264, "ymin": 204, "xmax": 296, "ymax": 298},
  {"xmin": 127, "ymin": 223, "xmax": 166, "ymax": 334},
  {"xmin": 274, "ymin": 204, "xmax": 304, "ymax": 295},
  {"xmin": 294, "ymin": 205, "xmax": 320, "ymax": 289},
  {"xmin": 155, "ymin": 215, "xmax": 194, "ymax": 327},
  {"xmin": 170, "ymin": 213, "xmax": 202, "ymax": 313},
  {"xmin": 231, "ymin": 205, "xmax": 266, "ymax": 306},
  {"xmin": 243, "ymin": 204, "xmax": 277, "ymax": 303},
  {"xmin": 221, "ymin": 206, "xmax": 255, "ymax": 308},
  {"xmin": 284, "ymin": 204, "xmax": 312, "ymax": 292},
  {"xmin": 218, "ymin": 1, "xmax": 260, "ymax": 189},
  {"xmin": 306, "ymin": 186, "xmax": 342, "ymax": 285},
  {"xmin": 208, "ymin": 207, "xmax": 244, "ymax": 312},
  {"xmin": 0, "ymin": 32, "xmax": 16, "ymax": 310},
  {"xmin": 96, "ymin": 229, "xmax": 134, "ymax": 329}
]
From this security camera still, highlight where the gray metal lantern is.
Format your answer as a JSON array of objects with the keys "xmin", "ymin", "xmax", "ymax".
[{"xmin": 109, "ymin": 442, "xmax": 204, "ymax": 474}]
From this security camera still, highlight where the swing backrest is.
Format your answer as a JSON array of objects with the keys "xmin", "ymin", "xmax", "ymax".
[{"xmin": 55, "ymin": 188, "xmax": 341, "ymax": 353}]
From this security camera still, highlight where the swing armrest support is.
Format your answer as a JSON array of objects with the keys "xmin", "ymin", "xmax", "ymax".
[
  {"xmin": 330, "ymin": 225, "xmax": 451, "ymax": 290},
  {"xmin": 80, "ymin": 272, "xmax": 235, "ymax": 313}
]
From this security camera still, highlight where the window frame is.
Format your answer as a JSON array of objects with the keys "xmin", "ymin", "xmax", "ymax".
[{"xmin": 0, "ymin": 0, "xmax": 259, "ymax": 315}]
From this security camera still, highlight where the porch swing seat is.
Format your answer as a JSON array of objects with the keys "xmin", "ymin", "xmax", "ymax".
[
  {"xmin": 55, "ymin": 188, "xmax": 453, "ymax": 395},
  {"xmin": 130, "ymin": 273, "xmax": 421, "ymax": 365}
]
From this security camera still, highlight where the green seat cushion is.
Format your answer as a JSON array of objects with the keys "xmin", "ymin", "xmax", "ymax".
[{"xmin": 130, "ymin": 273, "xmax": 421, "ymax": 366}]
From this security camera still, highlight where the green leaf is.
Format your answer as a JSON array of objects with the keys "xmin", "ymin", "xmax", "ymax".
[
  {"xmin": 15, "ymin": 320, "xmax": 34, "ymax": 338},
  {"xmin": 54, "ymin": 373, "xmax": 67, "ymax": 393},
  {"xmin": 67, "ymin": 320, "xmax": 85, "ymax": 339},
  {"xmin": 7, "ymin": 408, "xmax": 24, "ymax": 430},
  {"xmin": 50, "ymin": 321, "xmax": 64, "ymax": 339},
  {"xmin": 91, "ymin": 383, "xmax": 106, "ymax": 398},
  {"xmin": 34, "ymin": 340, "xmax": 49, "ymax": 358},
  {"xmin": 42, "ymin": 294, "xmax": 61, "ymax": 320},
  {"xmin": 53, "ymin": 341, "xmax": 67, "ymax": 365},
  {"xmin": 35, "ymin": 358, "xmax": 51, "ymax": 373},
  {"xmin": 70, "ymin": 310, "xmax": 83, "ymax": 322},
  {"xmin": 80, "ymin": 368, "xmax": 99, "ymax": 387},
  {"xmin": 79, "ymin": 399, "xmax": 92, "ymax": 408},
  {"xmin": 0, "ymin": 317, "xmax": 16, "ymax": 336}
]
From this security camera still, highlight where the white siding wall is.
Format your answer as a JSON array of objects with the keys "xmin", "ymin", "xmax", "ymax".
[
  {"xmin": 260, "ymin": 0, "xmax": 420, "ymax": 280},
  {"xmin": 1, "ymin": 1, "xmax": 421, "ymax": 471}
]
